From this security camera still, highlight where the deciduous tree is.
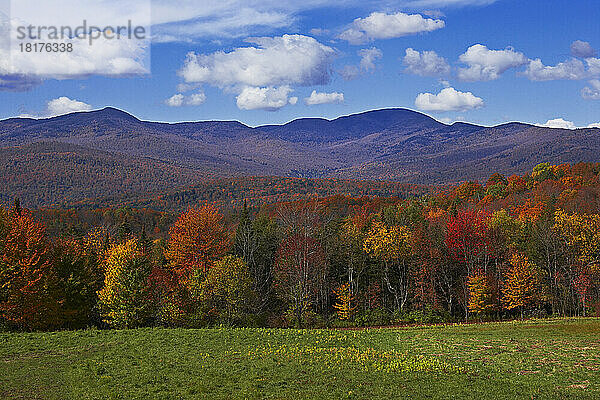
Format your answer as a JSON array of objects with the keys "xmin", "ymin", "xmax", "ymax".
[{"xmin": 97, "ymin": 239, "xmax": 152, "ymax": 328}]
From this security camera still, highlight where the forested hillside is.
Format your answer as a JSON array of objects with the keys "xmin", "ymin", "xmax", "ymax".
[{"xmin": 1, "ymin": 162, "xmax": 600, "ymax": 331}]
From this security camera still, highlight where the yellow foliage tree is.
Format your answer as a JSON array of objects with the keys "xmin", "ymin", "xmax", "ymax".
[
  {"xmin": 553, "ymin": 209, "xmax": 600, "ymax": 266},
  {"xmin": 467, "ymin": 272, "xmax": 496, "ymax": 315},
  {"xmin": 363, "ymin": 221, "xmax": 410, "ymax": 262},
  {"xmin": 363, "ymin": 220, "xmax": 412, "ymax": 312},
  {"xmin": 502, "ymin": 254, "xmax": 542, "ymax": 318},
  {"xmin": 97, "ymin": 239, "xmax": 152, "ymax": 328},
  {"xmin": 333, "ymin": 282, "xmax": 356, "ymax": 320}
]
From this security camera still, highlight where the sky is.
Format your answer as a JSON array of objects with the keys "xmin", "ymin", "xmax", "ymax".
[{"xmin": 0, "ymin": 0, "xmax": 599, "ymax": 128}]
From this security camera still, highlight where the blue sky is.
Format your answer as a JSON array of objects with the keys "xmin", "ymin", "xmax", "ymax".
[{"xmin": 1, "ymin": 0, "xmax": 599, "ymax": 128}]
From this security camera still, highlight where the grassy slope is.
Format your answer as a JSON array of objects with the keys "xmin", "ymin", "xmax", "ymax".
[{"xmin": 1, "ymin": 318, "xmax": 599, "ymax": 399}]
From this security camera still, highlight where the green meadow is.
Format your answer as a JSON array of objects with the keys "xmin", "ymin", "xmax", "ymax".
[{"xmin": 1, "ymin": 318, "xmax": 599, "ymax": 399}]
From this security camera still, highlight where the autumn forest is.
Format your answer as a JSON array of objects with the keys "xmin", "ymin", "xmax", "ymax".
[{"xmin": 2, "ymin": 162, "xmax": 600, "ymax": 332}]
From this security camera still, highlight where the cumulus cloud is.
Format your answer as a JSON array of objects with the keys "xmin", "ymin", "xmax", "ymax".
[
  {"xmin": 236, "ymin": 86, "xmax": 296, "ymax": 111},
  {"xmin": 587, "ymin": 57, "xmax": 600, "ymax": 75},
  {"xmin": 522, "ymin": 58, "xmax": 588, "ymax": 81},
  {"xmin": 570, "ymin": 40, "xmax": 597, "ymax": 58},
  {"xmin": 457, "ymin": 44, "xmax": 528, "ymax": 81},
  {"xmin": 304, "ymin": 90, "xmax": 344, "ymax": 105},
  {"xmin": 46, "ymin": 97, "xmax": 92, "ymax": 116},
  {"xmin": 165, "ymin": 92, "xmax": 206, "ymax": 107},
  {"xmin": 339, "ymin": 12, "xmax": 444, "ymax": 45},
  {"xmin": 541, "ymin": 118, "xmax": 576, "ymax": 129},
  {"xmin": 582, "ymin": 79, "xmax": 600, "ymax": 100},
  {"xmin": 178, "ymin": 34, "xmax": 335, "ymax": 110},
  {"xmin": 538, "ymin": 118, "xmax": 600, "ymax": 129},
  {"xmin": 415, "ymin": 87, "xmax": 484, "ymax": 112},
  {"xmin": 403, "ymin": 48, "xmax": 450, "ymax": 76},
  {"xmin": 179, "ymin": 34, "xmax": 335, "ymax": 89},
  {"xmin": 165, "ymin": 94, "xmax": 184, "ymax": 107},
  {"xmin": 358, "ymin": 47, "xmax": 383, "ymax": 71},
  {"xmin": 0, "ymin": 2, "xmax": 150, "ymax": 91}
]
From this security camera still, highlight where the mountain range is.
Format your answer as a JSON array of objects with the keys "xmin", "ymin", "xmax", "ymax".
[{"xmin": 1, "ymin": 107, "xmax": 599, "ymax": 207}]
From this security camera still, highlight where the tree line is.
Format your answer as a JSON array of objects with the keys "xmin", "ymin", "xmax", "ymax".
[{"xmin": 1, "ymin": 162, "xmax": 600, "ymax": 331}]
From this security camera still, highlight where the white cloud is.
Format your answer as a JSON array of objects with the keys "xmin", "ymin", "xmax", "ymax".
[
  {"xmin": 536, "ymin": 118, "xmax": 600, "ymax": 129},
  {"xmin": 304, "ymin": 90, "xmax": 344, "ymax": 105},
  {"xmin": 403, "ymin": 48, "xmax": 450, "ymax": 76},
  {"xmin": 46, "ymin": 97, "xmax": 92, "ymax": 116},
  {"xmin": 339, "ymin": 12, "xmax": 444, "ymax": 45},
  {"xmin": 176, "ymin": 82, "xmax": 202, "ymax": 92},
  {"xmin": 358, "ymin": 47, "xmax": 383, "ymax": 71},
  {"xmin": 178, "ymin": 34, "xmax": 335, "ymax": 110},
  {"xmin": 401, "ymin": 0, "xmax": 497, "ymax": 6},
  {"xmin": 422, "ymin": 10, "xmax": 446, "ymax": 18},
  {"xmin": 0, "ymin": 1, "xmax": 150, "ymax": 91},
  {"xmin": 457, "ymin": 44, "xmax": 527, "ymax": 81},
  {"xmin": 165, "ymin": 94, "xmax": 184, "ymax": 107},
  {"xmin": 339, "ymin": 65, "xmax": 360, "ymax": 81},
  {"xmin": 522, "ymin": 58, "xmax": 588, "ymax": 81},
  {"xmin": 339, "ymin": 47, "xmax": 382, "ymax": 81},
  {"xmin": 587, "ymin": 58, "xmax": 600, "ymax": 75},
  {"xmin": 415, "ymin": 87, "xmax": 484, "ymax": 112},
  {"xmin": 153, "ymin": 8, "xmax": 292, "ymax": 42},
  {"xmin": 165, "ymin": 92, "xmax": 206, "ymax": 107},
  {"xmin": 236, "ymin": 86, "xmax": 296, "ymax": 110},
  {"xmin": 571, "ymin": 40, "xmax": 597, "ymax": 58},
  {"xmin": 541, "ymin": 118, "xmax": 576, "ymax": 129},
  {"xmin": 187, "ymin": 92, "xmax": 207, "ymax": 105},
  {"xmin": 309, "ymin": 28, "xmax": 329, "ymax": 36},
  {"xmin": 582, "ymin": 79, "xmax": 600, "ymax": 100},
  {"xmin": 179, "ymin": 34, "xmax": 335, "ymax": 89}
]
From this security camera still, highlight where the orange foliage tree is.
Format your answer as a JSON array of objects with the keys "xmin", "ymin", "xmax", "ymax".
[
  {"xmin": 333, "ymin": 282, "xmax": 356, "ymax": 320},
  {"xmin": 165, "ymin": 205, "xmax": 230, "ymax": 284},
  {"xmin": 160, "ymin": 205, "xmax": 230, "ymax": 325}
]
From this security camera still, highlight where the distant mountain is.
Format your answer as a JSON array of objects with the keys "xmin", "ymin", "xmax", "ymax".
[{"xmin": 1, "ymin": 107, "xmax": 599, "ymax": 207}]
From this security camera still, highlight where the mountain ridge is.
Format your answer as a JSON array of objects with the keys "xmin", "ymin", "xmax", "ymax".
[{"xmin": 1, "ymin": 106, "xmax": 599, "ymax": 207}]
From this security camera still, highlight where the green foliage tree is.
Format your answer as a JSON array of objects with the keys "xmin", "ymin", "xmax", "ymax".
[{"xmin": 203, "ymin": 255, "xmax": 255, "ymax": 324}]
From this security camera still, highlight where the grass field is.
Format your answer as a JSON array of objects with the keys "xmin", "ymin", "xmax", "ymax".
[{"xmin": 1, "ymin": 318, "xmax": 599, "ymax": 399}]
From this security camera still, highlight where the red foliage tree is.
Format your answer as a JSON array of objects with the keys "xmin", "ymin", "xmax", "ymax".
[
  {"xmin": 445, "ymin": 209, "xmax": 493, "ymax": 319},
  {"xmin": 0, "ymin": 209, "xmax": 60, "ymax": 330}
]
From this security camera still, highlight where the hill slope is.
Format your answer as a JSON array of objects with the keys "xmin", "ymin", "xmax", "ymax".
[{"xmin": 1, "ymin": 107, "xmax": 599, "ymax": 206}]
